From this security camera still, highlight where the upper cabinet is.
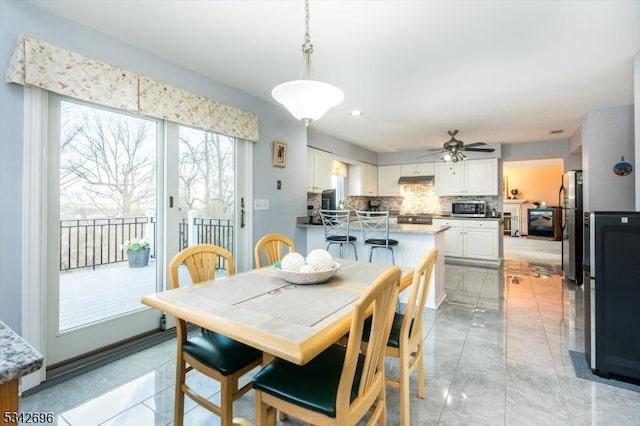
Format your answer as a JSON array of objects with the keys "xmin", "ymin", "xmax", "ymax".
[
  {"xmin": 400, "ymin": 162, "xmax": 435, "ymax": 176},
  {"xmin": 435, "ymin": 158, "xmax": 498, "ymax": 196},
  {"xmin": 349, "ymin": 162, "xmax": 378, "ymax": 196},
  {"xmin": 378, "ymin": 165, "xmax": 402, "ymax": 196},
  {"xmin": 307, "ymin": 148, "xmax": 333, "ymax": 193}
]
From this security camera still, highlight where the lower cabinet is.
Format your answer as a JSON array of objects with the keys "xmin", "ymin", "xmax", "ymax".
[{"xmin": 432, "ymin": 218, "xmax": 499, "ymax": 262}]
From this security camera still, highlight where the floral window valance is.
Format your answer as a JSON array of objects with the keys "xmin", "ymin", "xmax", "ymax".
[{"xmin": 5, "ymin": 35, "xmax": 259, "ymax": 142}]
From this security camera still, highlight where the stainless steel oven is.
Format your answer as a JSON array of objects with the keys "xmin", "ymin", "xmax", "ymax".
[{"xmin": 451, "ymin": 201, "xmax": 487, "ymax": 217}]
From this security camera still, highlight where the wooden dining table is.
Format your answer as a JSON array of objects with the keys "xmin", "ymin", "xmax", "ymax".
[{"xmin": 141, "ymin": 259, "xmax": 413, "ymax": 366}]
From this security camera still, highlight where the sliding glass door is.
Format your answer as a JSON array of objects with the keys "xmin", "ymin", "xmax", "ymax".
[
  {"xmin": 45, "ymin": 96, "xmax": 251, "ymax": 366},
  {"xmin": 46, "ymin": 97, "xmax": 163, "ymax": 365}
]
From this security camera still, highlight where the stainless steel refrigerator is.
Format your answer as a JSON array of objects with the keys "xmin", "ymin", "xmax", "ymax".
[
  {"xmin": 584, "ymin": 211, "xmax": 640, "ymax": 381},
  {"xmin": 559, "ymin": 170, "xmax": 583, "ymax": 284}
]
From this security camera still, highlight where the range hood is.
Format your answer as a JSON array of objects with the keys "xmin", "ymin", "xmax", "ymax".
[{"xmin": 397, "ymin": 175, "xmax": 434, "ymax": 184}]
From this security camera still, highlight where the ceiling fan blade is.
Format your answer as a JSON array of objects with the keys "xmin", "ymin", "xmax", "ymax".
[
  {"xmin": 417, "ymin": 150, "xmax": 444, "ymax": 159},
  {"xmin": 463, "ymin": 142, "xmax": 487, "ymax": 148},
  {"xmin": 462, "ymin": 147, "xmax": 495, "ymax": 152}
]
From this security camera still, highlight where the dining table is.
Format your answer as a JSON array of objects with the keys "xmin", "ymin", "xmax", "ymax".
[{"xmin": 141, "ymin": 259, "xmax": 413, "ymax": 366}]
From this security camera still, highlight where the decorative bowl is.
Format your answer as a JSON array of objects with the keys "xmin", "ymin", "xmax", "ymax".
[{"xmin": 274, "ymin": 262, "xmax": 341, "ymax": 285}]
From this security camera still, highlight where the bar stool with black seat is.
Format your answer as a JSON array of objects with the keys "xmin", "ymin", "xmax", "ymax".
[
  {"xmin": 356, "ymin": 210, "xmax": 398, "ymax": 264},
  {"xmin": 252, "ymin": 265, "xmax": 401, "ymax": 425},
  {"xmin": 319, "ymin": 209, "xmax": 358, "ymax": 260},
  {"xmin": 168, "ymin": 244, "xmax": 263, "ymax": 426},
  {"xmin": 254, "ymin": 233, "xmax": 295, "ymax": 268}
]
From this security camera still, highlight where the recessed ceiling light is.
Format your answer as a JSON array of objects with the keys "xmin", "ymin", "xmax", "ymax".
[
  {"xmin": 550, "ymin": 129, "xmax": 564, "ymax": 134},
  {"xmin": 350, "ymin": 110, "xmax": 364, "ymax": 117}
]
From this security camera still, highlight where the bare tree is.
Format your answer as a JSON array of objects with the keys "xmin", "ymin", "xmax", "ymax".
[
  {"xmin": 60, "ymin": 102, "xmax": 156, "ymax": 218},
  {"xmin": 178, "ymin": 129, "xmax": 234, "ymax": 220}
]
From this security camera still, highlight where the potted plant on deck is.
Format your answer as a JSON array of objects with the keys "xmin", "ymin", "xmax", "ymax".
[{"xmin": 122, "ymin": 238, "xmax": 150, "ymax": 268}]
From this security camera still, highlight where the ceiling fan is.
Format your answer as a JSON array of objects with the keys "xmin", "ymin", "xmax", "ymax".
[{"xmin": 419, "ymin": 130, "xmax": 495, "ymax": 162}]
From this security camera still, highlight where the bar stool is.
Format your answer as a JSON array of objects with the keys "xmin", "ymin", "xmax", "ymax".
[
  {"xmin": 356, "ymin": 210, "xmax": 398, "ymax": 264},
  {"xmin": 319, "ymin": 209, "xmax": 358, "ymax": 260}
]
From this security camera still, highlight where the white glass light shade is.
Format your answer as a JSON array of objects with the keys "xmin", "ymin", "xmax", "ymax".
[{"xmin": 272, "ymin": 79, "xmax": 344, "ymax": 125}]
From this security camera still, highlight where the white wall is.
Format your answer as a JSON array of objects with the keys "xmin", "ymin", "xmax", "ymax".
[
  {"xmin": 0, "ymin": 0, "xmax": 307, "ymax": 331},
  {"xmin": 582, "ymin": 105, "xmax": 635, "ymax": 211},
  {"xmin": 307, "ymin": 128, "xmax": 378, "ymax": 164}
]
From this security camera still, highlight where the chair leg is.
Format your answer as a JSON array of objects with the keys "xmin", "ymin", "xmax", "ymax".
[
  {"xmin": 399, "ymin": 345, "xmax": 411, "ymax": 426},
  {"xmin": 220, "ymin": 377, "xmax": 234, "ymax": 426},
  {"xmin": 417, "ymin": 341, "xmax": 425, "ymax": 399},
  {"xmin": 369, "ymin": 247, "xmax": 374, "ymax": 262},
  {"xmin": 350, "ymin": 242, "xmax": 358, "ymax": 260},
  {"xmin": 339, "ymin": 243, "xmax": 344, "ymax": 258},
  {"xmin": 390, "ymin": 247, "xmax": 395, "ymax": 265},
  {"xmin": 174, "ymin": 352, "xmax": 186, "ymax": 426},
  {"xmin": 255, "ymin": 390, "xmax": 276, "ymax": 426}
]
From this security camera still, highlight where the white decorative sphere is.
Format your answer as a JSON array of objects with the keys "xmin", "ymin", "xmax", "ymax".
[
  {"xmin": 311, "ymin": 260, "xmax": 336, "ymax": 272},
  {"xmin": 299, "ymin": 264, "xmax": 315, "ymax": 273},
  {"xmin": 280, "ymin": 252, "xmax": 306, "ymax": 272},
  {"xmin": 306, "ymin": 249, "xmax": 333, "ymax": 266}
]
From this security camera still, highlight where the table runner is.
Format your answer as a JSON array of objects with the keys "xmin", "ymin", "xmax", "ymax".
[
  {"xmin": 182, "ymin": 270, "xmax": 288, "ymax": 305},
  {"xmin": 240, "ymin": 284, "xmax": 360, "ymax": 327}
]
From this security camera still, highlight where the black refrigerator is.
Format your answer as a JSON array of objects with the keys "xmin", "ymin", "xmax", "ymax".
[
  {"xmin": 584, "ymin": 211, "xmax": 640, "ymax": 381},
  {"xmin": 559, "ymin": 170, "xmax": 583, "ymax": 284}
]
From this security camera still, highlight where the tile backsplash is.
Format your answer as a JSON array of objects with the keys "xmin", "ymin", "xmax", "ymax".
[{"xmin": 307, "ymin": 182, "xmax": 501, "ymax": 215}]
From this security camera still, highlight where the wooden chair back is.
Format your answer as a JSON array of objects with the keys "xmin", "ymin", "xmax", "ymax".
[
  {"xmin": 402, "ymin": 248, "xmax": 437, "ymax": 348},
  {"xmin": 168, "ymin": 244, "xmax": 234, "ymax": 289},
  {"xmin": 254, "ymin": 233, "xmax": 295, "ymax": 268},
  {"xmin": 337, "ymin": 265, "xmax": 401, "ymax": 421}
]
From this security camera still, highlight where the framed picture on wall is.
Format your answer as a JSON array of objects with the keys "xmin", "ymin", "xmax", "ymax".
[{"xmin": 272, "ymin": 140, "xmax": 287, "ymax": 168}]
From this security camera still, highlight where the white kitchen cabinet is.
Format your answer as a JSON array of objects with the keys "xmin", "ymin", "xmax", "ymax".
[
  {"xmin": 435, "ymin": 158, "xmax": 498, "ymax": 196},
  {"xmin": 432, "ymin": 218, "xmax": 499, "ymax": 261},
  {"xmin": 377, "ymin": 165, "xmax": 402, "ymax": 196},
  {"xmin": 349, "ymin": 162, "xmax": 378, "ymax": 196},
  {"xmin": 400, "ymin": 162, "xmax": 435, "ymax": 176},
  {"xmin": 307, "ymin": 147, "xmax": 333, "ymax": 192}
]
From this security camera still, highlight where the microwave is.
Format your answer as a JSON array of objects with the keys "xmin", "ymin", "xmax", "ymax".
[{"xmin": 452, "ymin": 201, "xmax": 487, "ymax": 217}]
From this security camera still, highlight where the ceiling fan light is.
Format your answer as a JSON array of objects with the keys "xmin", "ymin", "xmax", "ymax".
[
  {"xmin": 443, "ymin": 152, "xmax": 452, "ymax": 162},
  {"xmin": 272, "ymin": 79, "xmax": 344, "ymax": 126}
]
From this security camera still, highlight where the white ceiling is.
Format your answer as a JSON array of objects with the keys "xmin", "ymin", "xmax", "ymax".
[{"xmin": 28, "ymin": 0, "xmax": 640, "ymax": 153}]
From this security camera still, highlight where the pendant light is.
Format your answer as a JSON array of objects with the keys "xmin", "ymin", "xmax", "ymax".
[{"xmin": 272, "ymin": 0, "xmax": 344, "ymax": 126}]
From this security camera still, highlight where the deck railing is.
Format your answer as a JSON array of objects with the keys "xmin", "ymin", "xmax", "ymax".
[{"xmin": 61, "ymin": 214, "xmax": 233, "ymax": 272}]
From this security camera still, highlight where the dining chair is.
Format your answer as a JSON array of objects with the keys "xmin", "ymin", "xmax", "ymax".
[
  {"xmin": 252, "ymin": 265, "xmax": 401, "ymax": 425},
  {"xmin": 364, "ymin": 247, "xmax": 438, "ymax": 426},
  {"xmin": 254, "ymin": 233, "xmax": 295, "ymax": 268},
  {"xmin": 319, "ymin": 209, "xmax": 358, "ymax": 260},
  {"xmin": 168, "ymin": 244, "xmax": 263, "ymax": 426},
  {"xmin": 356, "ymin": 210, "xmax": 399, "ymax": 265}
]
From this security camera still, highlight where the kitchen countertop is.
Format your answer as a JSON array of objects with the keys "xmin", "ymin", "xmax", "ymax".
[
  {"xmin": 297, "ymin": 222, "xmax": 450, "ymax": 234},
  {"xmin": 432, "ymin": 215, "xmax": 503, "ymax": 221},
  {"xmin": 0, "ymin": 321, "xmax": 43, "ymax": 384}
]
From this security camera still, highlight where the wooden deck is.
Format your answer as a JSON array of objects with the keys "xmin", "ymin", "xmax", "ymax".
[{"xmin": 59, "ymin": 260, "xmax": 158, "ymax": 331}]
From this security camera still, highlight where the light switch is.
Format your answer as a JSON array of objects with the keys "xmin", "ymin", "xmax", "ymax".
[{"xmin": 254, "ymin": 199, "xmax": 270, "ymax": 210}]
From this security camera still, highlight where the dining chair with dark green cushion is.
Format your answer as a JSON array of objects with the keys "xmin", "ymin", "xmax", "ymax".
[
  {"xmin": 252, "ymin": 265, "xmax": 401, "ymax": 425},
  {"xmin": 362, "ymin": 247, "xmax": 438, "ymax": 426},
  {"xmin": 169, "ymin": 244, "xmax": 263, "ymax": 426}
]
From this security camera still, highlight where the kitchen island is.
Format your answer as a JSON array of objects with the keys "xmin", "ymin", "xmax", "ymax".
[{"xmin": 298, "ymin": 222, "xmax": 449, "ymax": 309}]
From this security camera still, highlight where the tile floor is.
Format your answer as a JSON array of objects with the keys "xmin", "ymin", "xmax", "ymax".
[{"xmin": 20, "ymin": 259, "xmax": 640, "ymax": 425}]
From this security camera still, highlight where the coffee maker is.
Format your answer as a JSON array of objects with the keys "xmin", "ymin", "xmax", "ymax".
[{"xmin": 368, "ymin": 199, "xmax": 380, "ymax": 212}]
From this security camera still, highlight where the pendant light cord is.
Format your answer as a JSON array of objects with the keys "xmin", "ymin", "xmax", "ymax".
[{"xmin": 301, "ymin": 0, "xmax": 313, "ymax": 80}]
